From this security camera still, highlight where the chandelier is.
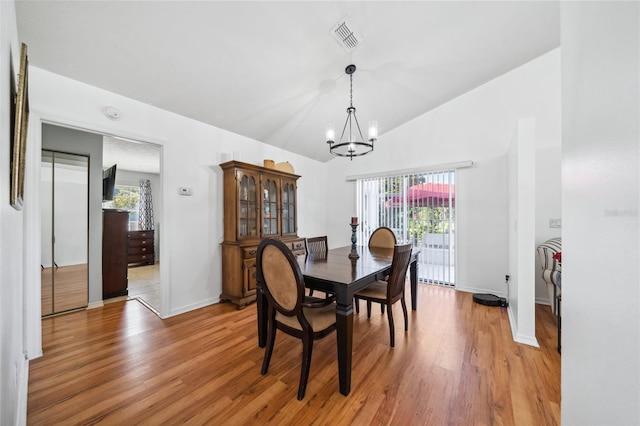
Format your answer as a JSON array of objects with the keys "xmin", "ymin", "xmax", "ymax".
[{"xmin": 326, "ymin": 64, "xmax": 377, "ymax": 160}]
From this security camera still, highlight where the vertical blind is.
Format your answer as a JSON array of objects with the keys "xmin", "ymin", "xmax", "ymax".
[{"xmin": 356, "ymin": 170, "xmax": 456, "ymax": 286}]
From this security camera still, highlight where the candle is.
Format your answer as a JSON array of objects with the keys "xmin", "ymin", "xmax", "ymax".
[{"xmin": 351, "ymin": 216, "xmax": 358, "ymax": 224}]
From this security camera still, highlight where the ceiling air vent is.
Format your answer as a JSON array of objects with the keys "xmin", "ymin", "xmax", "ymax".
[{"xmin": 331, "ymin": 17, "xmax": 362, "ymax": 52}]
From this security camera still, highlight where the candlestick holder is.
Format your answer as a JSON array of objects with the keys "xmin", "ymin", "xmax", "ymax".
[{"xmin": 348, "ymin": 223, "xmax": 360, "ymax": 259}]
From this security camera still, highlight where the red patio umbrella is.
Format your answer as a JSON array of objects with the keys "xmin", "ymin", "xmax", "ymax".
[{"xmin": 385, "ymin": 182, "xmax": 455, "ymax": 208}]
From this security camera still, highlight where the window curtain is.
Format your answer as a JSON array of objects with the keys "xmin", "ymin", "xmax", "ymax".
[{"xmin": 138, "ymin": 179, "xmax": 154, "ymax": 231}]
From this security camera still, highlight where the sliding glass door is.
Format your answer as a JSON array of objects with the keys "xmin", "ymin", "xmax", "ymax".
[
  {"xmin": 357, "ymin": 170, "xmax": 456, "ymax": 286},
  {"xmin": 41, "ymin": 150, "xmax": 89, "ymax": 316}
]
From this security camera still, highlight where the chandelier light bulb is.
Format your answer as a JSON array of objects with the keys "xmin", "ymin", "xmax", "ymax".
[
  {"xmin": 368, "ymin": 121, "xmax": 378, "ymax": 141},
  {"xmin": 326, "ymin": 124, "xmax": 335, "ymax": 143}
]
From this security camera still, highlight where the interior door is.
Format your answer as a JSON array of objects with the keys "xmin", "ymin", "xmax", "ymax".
[{"xmin": 41, "ymin": 150, "xmax": 89, "ymax": 316}]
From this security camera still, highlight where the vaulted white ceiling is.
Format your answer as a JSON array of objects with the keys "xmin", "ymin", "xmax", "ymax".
[{"xmin": 16, "ymin": 1, "xmax": 560, "ymax": 163}]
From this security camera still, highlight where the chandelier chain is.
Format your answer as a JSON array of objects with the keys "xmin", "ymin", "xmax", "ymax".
[{"xmin": 350, "ymin": 74, "xmax": 353, "ymax": 108}]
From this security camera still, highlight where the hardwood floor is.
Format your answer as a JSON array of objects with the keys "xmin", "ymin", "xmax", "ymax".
[
  {"xmin": 41, "ymin": 264, "xmax": 88, "ymax": 316},
  {"xmin": 28, "ymin": 285, "xmax": 560, "ymax": 425},
  {"xmin": 127, "ymin": 263, "xmax": 160, "ymax": 313}
]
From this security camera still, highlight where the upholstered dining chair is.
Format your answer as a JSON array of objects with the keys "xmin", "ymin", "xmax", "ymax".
[
  {"xmin": 355, "ymin": 227, "xmax": 398, "ymax": 314},
  {"xmin": 256, "ymin": 238, "xmax": 337, "ymax": 400},
  {"xmin": 305, "ymin": 236, "xmax": 328, "ymax": 297},
  {"xmin": 353, "ymin": 243, "xmax": 413, "ymax": 347},
  {"xmin": 368, "ymin": 226, "xmax": 397, "ymax": 249}
]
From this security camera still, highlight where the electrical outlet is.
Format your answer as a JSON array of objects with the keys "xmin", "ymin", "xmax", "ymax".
[{"xmin": 178, "ymin": 187, "xmax": 193, "ymax": 196}]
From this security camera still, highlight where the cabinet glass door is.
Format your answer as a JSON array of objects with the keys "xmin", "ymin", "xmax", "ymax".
[
  {"xmin": 238, "ymin": 172, "xmax": 258, "ymax": 238},
  {"xmin": 263, "ymin": 179, "xmax": 278, "ymax": 236},
  {"xmin": 282, "ymin": 181, "xmax": 296, "ymax": 235},
  {"xmin": 41, "ymin": 150, "xmax": 89, "ymax": 316}
]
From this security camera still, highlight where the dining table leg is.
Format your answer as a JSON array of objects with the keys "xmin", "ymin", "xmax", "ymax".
[
  {"xmin": 410, "ymin": 258, "xmax": 418, "ymax": 310},
  {"xmin": 335, "ymin": 301, "xmax": 353, "ymax": 396}
]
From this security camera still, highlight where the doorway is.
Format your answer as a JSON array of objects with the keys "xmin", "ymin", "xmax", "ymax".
[
  {"xmin": 39, "ymin": 124, "xmax": 163, "ymax": 317},
  {"xmin": 102, "ymin": 136, "xmax": 161, "ymax": 313}
]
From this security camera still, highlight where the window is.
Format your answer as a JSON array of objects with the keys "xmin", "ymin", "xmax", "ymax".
[
  {"xmin": 357, "ymin": 170, "xmax": 456, "ymax": 286},
  {"xmin": 103, "ymin": 185, "xmax": 140, "ymax": 229}
]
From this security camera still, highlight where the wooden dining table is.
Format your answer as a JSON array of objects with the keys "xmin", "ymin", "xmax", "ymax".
[{"xmin": 256, "ymin": 245, "xmax": 420, "ymax": 396}]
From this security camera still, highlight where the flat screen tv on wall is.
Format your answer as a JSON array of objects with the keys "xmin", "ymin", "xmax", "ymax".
[{"xmin": 102, "ymin": 164, "xmax": 117, "ymax": 201}]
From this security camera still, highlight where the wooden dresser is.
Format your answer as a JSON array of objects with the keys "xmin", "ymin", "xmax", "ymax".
[
  {"xmin": 220, "ymin": 160, "xmax": 305, "ymax": 308},
  {"xmin": 127, "ymin": 230, "xmax": 155, "ymax": 266},
  {"xmin": 102, "ymin": 209, "xmax": 129, "ymax": 299}
]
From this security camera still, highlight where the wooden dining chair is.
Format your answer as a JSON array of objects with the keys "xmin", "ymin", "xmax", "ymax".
[
  {"xmin": 305, "ymin": 236, "xmax": 328, "ymax": 256},
  {"xmin": 355, "ymin": 227, "xmax": 398, "ymax": 314},
  {"xmin": 256, "ymin": 238, "xmax": 337, "ymax": 400},
  {"xmin": 305, "ymin": 236, "xmax": 328, "ymax": 297},
  {"xmin": 353, "ymin": 243, "xmax": 413, "ymax": 347}
]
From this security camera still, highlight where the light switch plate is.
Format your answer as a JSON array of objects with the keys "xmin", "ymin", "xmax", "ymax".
[
  {"xmin": 179, "ymin": 187, "xmax": 193, "ymax": 196},
  {"xmin": 549, "ymin": 218, "xmax": 561, "ymax": 228}
]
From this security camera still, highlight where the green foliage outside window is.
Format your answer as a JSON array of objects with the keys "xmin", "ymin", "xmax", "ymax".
[
  {"xmin": 407, "ymin": 207, "xmax": 453, "ymax": 240},
  {"xmin": 112, "ymin": 186, "xmax": 139, "ymax": 211}
]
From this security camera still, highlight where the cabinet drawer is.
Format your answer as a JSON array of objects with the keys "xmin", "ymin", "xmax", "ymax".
[
  {"xmin": 128, "ymin": 231, "xmax": 153, "ymax": 240},
  {"xmin": 242, "ymin": 247, "xmax": 259, "ymax": 258},
  {"xmin": 290, "ymin": 240, "xmax": 305, "ymax": 252},
  {"xmin": 128, "ymin": 253, "xmax": 154, "ymax": 263},
  {"xmin": 129, "ymin": 238, "xmax": 153, "ymax": 247},
  {"xmin": 128, "ymin": 246, "xmax": 153, "ymax": 255}
]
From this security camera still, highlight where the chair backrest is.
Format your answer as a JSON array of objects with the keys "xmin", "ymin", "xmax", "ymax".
[
  {"xmin": 369, "ymin": 227, "xmax": 397, "ymax": 249},
  {"xmin": 536, "ymin": 237, "xmax": 562, "ymax": 273},
  {"xmin": 256, "ymin": 238, "xmax": 304, "ymax": 316},
  {"xmin": 386, "ymin": 243, "xmax": 413, "ymax": 300},
  {"xmin": 305, "ymin": 236, "xmax": 328, "ymax": 256}
]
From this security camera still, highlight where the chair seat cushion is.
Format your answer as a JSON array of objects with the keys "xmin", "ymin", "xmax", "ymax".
[
  {"xmin": 354, "ymin": 280, "xmax": 388, "ymax": 300},
  {"xmin": 277, "ymin": 303, "xmax": 336, "ymax": 332}
]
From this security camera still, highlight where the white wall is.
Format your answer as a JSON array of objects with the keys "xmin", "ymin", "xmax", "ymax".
[
  {"xmin": 0, "ymin": 1, "xmax": 28, "ymax": 423},
  {"xmin": 326, "ymin": 48, "xmax": 561, "ymax": 300},
  {"xmin": 27, "ymin": 66, "xmax": 327, "ymax": 322},
  {"xmin": 534, "ymin": 144, "xmax": 561, "ymax": 304},
  {"xmin": 561, "ymin": 2, "xmax": 639, "ymax": 425},
  {"xmin": 507, "ymin": 118, "xmax": 537, "ymax": 346}
]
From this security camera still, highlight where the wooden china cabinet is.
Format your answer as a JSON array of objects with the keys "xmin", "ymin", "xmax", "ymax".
[{"xmin": 220, "ymin": 160, "xmax": 305, "ymax": 308}]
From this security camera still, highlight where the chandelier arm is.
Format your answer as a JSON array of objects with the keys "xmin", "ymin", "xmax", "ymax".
[
  {"xmin": 351, "ymin": 110, "xmax": 366, "ymax": 143},
  {"xmin": 339, "ymin": 112, "xmax": 351, "ymax": 144}
]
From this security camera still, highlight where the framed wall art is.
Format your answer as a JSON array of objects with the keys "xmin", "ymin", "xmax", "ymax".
[{"xmin": 10, "ymin": 43, "xmax": 29, "ymax": 210}]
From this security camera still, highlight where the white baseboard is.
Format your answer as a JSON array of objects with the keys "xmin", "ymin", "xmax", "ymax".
[
  {"xmin": 167, "ymin": 296, "xmax": 220, "ymax": 318},
  {"xmin": 535, "ymin": 296, "xmax": 551, "ymax": 306},
  {"xmin": 506, "ymin": 305, "xmax": 540, "ymax": 348},
  {"xmin": 16, "ymin": 355, "xmax": 29, "ymax": 426},
  {"xmin": 515, "ymin": 332, "xmax": 540, "ymax": 347},
  {"xmin": 87, "ymin": 300, "xmax": 105, "ymax": 309},
  {"xmin": 455, "ymin": 285, "xmax": 507, "ymax": 298}
]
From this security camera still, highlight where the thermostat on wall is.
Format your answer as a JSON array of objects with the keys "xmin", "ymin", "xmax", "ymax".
[{"xmin": 178, "ymin": 187, "xmax": 193, "ymax": 196}]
